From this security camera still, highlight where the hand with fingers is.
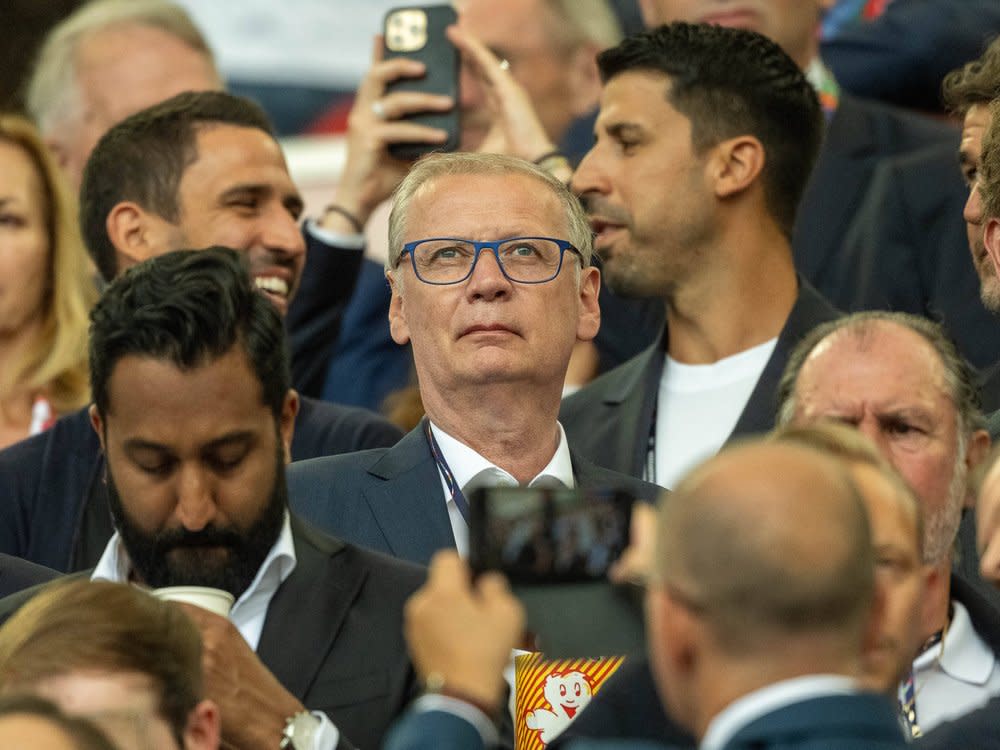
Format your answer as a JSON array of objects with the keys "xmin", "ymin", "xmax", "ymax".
[
  {"xmin": 445, "ymin": 25, "xmax": 560, "ymax": 167},
  {"xmin": 404, "ymin": 550, "xmax": 525, "ymax": 717},
  {"xmin": 320, "ymin": 36, "xmax": 455, "ymax": 234}
]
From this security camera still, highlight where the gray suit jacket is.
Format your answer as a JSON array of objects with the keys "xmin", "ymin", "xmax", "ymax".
[
  {"xmin": 559, "ymin": 279, "xmax": 839, "ymax": 480},
  {"xmin": 287, "ymin": 424, "xmax": 661, "ymax": 566},
  {"xmin": 0, "ymin": 514, "xmax": 424, "ymax": 750}
]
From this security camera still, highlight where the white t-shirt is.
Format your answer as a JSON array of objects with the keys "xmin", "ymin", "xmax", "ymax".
[{"xmin": 654, "ymin": 338, "xmax": 777, "ymax": 489}]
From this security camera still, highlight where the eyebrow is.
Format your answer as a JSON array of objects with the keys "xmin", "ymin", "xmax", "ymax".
[{"xmin": 122, "ymin": 430, "xmax": 258, "ymax": 455}]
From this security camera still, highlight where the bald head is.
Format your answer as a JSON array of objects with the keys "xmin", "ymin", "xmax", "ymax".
[{"xmin": 656, "ymin": 441, "xmax": 874, "ymax": 653}]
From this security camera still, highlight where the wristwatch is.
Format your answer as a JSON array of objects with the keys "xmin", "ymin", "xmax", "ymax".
[{"xmin": 279, "ymin": 710, "xmax": 320, "ymax": 749}]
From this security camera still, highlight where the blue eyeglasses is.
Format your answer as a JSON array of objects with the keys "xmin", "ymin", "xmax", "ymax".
[{"xmin": 398, "ymin": 237, "xmax": 582, "ymax": 285}]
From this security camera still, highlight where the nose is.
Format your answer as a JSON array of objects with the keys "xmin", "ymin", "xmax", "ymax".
[
  {"xmin": 263, "ymin": 206, "xmax": 307, "ymax": 260},
  {"xmin": 466, "ymin": 248, "xmax": 512, "ymax": 301},
  {"xmin": 980, "ymin": 533, "xmax": 1000, "ymax": 588},
  {"xmin": 965, "ymin": 182, "xmax": 983, "ymax": 225},
  {"xmin": 570, "ymin": 146, "xmax": 607, "ymax": 198},
  {"xmin": 174, "ymin": 464, "xmax": 216, "ymax": 532}
]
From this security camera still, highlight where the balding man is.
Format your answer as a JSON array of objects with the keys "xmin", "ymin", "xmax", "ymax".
[
  {"xmin": 777, "ymin": 311, "xmax": 999, "ymax": 733},
  {"xmin": 383, "ymin": 439, "xmax": 905, "ymax": 750}
]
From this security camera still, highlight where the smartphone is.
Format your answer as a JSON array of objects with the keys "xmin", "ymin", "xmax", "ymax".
[
  {"xmin": 382, "ymin": 5, "xmax": 460, "ymax": 161},
  {"xmin": 469, "ymin": 487, "xmax": 644, "ymax": 657}
]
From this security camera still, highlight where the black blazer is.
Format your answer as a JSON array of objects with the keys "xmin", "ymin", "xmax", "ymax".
[
  {"xmin": 560, "ymin": 279, "xmax": 839, "ymax": 480},
  {"xmin": 287, "ymin": 424, "xmax": 662, "ymax": 567},
  {"xmin": 0, "ymin": 397, "xmax": 401, "ymax": 573},
  {"xmin": 0, "ymin": 515, "xmax": 424, "ymax": 750},
  {"xmin": 0, "ymin": 554, "xmax": 60, "ymax": 599}
]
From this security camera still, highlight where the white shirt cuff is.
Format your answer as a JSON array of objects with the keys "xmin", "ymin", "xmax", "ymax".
[
  {"xmin": 305, "ymin": 219, "xmax": 365, "ymax": 250},
  {"xmin": 412, "ymin": 694, "xmax": 500, "ymax": 747},
  {"xmin": 310, "ymin": 710, "xmax": 340, "ymax": 750}
]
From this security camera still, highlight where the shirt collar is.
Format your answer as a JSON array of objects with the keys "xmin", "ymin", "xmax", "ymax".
[
  {"xmin": 913, "ymin": 600, "xmax": 996, "ymax": 685},
  {"xmin": 700, "ymin": 674, "xmax": 859, "ymax": 750},
  {"xmin": 428, "ymin": 421, "xmax": 575, "ymax": 494},
  {"xmin": 91, "ymin": 511, "xmax": 297, "ymax": 617}
]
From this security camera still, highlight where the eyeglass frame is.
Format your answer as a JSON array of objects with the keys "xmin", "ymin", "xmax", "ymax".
[{"xmin": 397, "ymin": 236, "xmax": 584, "ymax": 285}]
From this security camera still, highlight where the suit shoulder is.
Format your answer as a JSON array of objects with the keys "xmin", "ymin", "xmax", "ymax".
[
  {"xmin": 561, "ymin": 348, "xmax": 653, "ymax": 417},
  {"xmin": 294, "ymin": 397, "xmax": 403, "ymax": 460},
  {"xmin": 841, "ymin": 95, "xmax": 958, "ymax": 148},
  {"xmin": 288, "ymin": 446, "xmax": 392, "ymax": 484}
]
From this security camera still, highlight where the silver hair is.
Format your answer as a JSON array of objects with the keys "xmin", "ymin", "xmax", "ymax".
[
  {"xmin": 27, "ymin": 0, "xmax": 218, "ymax": 136},
  {"xmin": 386, "ymin": 151, "xmax": 594, "ymax": 274}
]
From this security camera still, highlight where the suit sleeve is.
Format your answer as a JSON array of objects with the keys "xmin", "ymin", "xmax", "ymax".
[{"xmin": 287, "ymin": 226, "xmax": 365, "ymax": 398}]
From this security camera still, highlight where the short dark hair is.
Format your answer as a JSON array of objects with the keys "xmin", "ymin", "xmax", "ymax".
[
  {"xmin": 79, "ymin": 90, "xmax": 275, "ymax": 282},
  {"xmin": 0, "ymin": 581, "xmax": 202, "ymax": 746},
  {"xmin": 596, "ymin": 22, "xmax": 822, "ymax": 238},
  {"xmin": 942, "ymin": 36, "xmax": 1000, "ymax": 116},
  {"xmin": 89, "ymin": 247, "xmax": 289, "ymax": 422}
]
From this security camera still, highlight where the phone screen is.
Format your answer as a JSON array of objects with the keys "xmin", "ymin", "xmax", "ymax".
[{"xmin": 469, "ymin": 487, "xmax": 633, "ymax": 584}]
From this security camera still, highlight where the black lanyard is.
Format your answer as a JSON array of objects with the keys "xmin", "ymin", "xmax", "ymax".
[{"xmin": 424, "ymin": 419, "xmax": 471, "ymax": 524}]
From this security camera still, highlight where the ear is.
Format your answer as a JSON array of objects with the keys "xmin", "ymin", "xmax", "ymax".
[
  {"xmin": 387, "ymin": 270, "xmax": 412, "ymax": 345},
  {"xmin": 985, "ymin": 217, "xmax": 1000, "ymax": 284},
  {"xmin": 280, "ymin": 390, "xmax": 300, "ymax": 464},
  {"xmin": 182, "ymin": 699, "xmax": 221, "ymax": 750},
  {"xmin": 106, "ymin": 201, "xmax": 178, "ymax": 269},
  {"xmin": 710, "ymin": 136, "xmax": 765, "ymax": 200},
  {"xmin": 964, "ymin": 428, "xmax": 992, "ymax": 509},
  {"xmin": 89, "ymin": 404, "xmax": 107, "ymax": 452},
  {"xmin": 575, "ymin": 266, "xmax": 601, "ymax": 343}
]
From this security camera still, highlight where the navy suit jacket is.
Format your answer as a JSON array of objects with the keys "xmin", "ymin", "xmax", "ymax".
[
  {"xmin": 560, "ymin": 279, "xmax": 839, "ymax": 480},
  {"xmin": 916, "ymin": 695, "xmax": 1000, "ymax": 749},
  {"xmin": 0, "ymin": 397, "xmax": 401, "ymax": 572},
  {"xmin": 0, "ymin": 515, "xmax": 423, "ymax": 750},
  {"xmin": 385, "ymin": 692, "xmax": 904, "ymax": 750},
  {"xmin": 287, "ymin": 424, "xmax": 662, "ymax": 566}
]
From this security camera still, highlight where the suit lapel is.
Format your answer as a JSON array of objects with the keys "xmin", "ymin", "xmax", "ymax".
[
  {"xmin": 362, "ymin": 427, "xmax": 456, "ymax": 565},
  {"xmin": 730, "ymin": 278, "xmax": 840, "ymax": 439},
  {"xmin": 605, "ymin": 334, "xmax": 666, "ymax": 479},
  {"xmin": 257, "ymin": 517, "xmax": 367, "ymax": 699}
]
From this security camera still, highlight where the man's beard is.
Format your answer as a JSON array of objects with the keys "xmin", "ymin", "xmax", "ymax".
[
  {"xmin": 106, "ymin": 443, "xmax": 288, "ymax": 601},
  {"xmin": 923, "ymin": 445, "xmax": 968, "ymax": 565}
]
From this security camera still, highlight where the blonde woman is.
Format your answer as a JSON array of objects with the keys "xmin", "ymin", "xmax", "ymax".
[{"xmin": 0, "ymin": 115, "xmax": 96, "ymax": 447}]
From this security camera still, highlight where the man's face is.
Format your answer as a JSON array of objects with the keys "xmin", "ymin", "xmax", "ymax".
[
  {"xmin": 52, "ymin": 24, "xmax": 221, "ymax": 190},
  {"xmin": 572, "ymin": 71, "xmax": 714, "ymax": 299},
  {"xmin": 849, "ymin": 463, "xmax": 925, "ymax": 693},
  {"xmin": 458, "ymin": 0, "xmax": 598, "ymax": 149},
  {"xmin": 636, "ymin": 0, "xmax": 831, "ymax": 69},
  {"xmin": 30, "ymin": 671, "xmax": 184, "ymax": 750},
  {"xmin": 91, "ymin": 345, "xmax": 295, "ymax": 600},
  {"xmin": 793, "ymin": 323, "xmax": 966, "ymax": 565},
  {"xmin": 153, "ymin": 125, "xmax": 307, "ymax": 317},
  {"xmin": 960, "ymin": 105, "xmax": 998, "ymax": 309},
  {"xmin": 387, "ymin": 173, "xmax": 600, "ymax": 405}
]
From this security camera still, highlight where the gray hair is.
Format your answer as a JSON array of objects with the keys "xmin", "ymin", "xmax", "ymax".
[
  {"xmin": 546, "ymin": 0, "xmax": 623, "ymax": 51},
  {"xmin": 386, "ymin": 151, "xmax": 593, "ymax": 273},
  {"xmin": 26, "ymin": 0, "xmax": 217, "ymax": 135},
  {"xmin": 776, "ymin": 311, "xmax": 984, "ymax": 438}
]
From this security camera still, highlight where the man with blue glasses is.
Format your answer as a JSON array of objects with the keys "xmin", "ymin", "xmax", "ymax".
[{"xmin": 287, "ymin": 151, "xmax": 657, "ymax": 566}]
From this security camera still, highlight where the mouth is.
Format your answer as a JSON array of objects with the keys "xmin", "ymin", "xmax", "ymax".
[
  {"xmin": 561, "ymin": 705, "xmax": 578, "ymax": 718},
  {"xmin": 589, "ymin": 217, "xmax": 626, "ymax": 252},
  {"xmin": 254, "ymin": 275, "xmax": 291, "ymax": 313},
  {"xmin": 461, "ymin": 323, "xmax": 518, "ymax": 338}
]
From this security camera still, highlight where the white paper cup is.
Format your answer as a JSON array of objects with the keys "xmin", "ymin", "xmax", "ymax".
[{"xmin": 151, "ymin": 586, "xmax": 235, "ymax": 617}]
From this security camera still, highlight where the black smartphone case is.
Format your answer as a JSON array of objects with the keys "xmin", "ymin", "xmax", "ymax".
[{"xmin": 382, "ymin": 5, "xmax": 460, "ymax": 161}]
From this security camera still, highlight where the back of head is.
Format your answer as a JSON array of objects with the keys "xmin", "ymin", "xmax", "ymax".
[
  {"xmin": 387, "ymin": 151, "xmax": 594, "ymax": 270},
  {"xmin": 0, "ymin": 694, "xmax": 117, "ymax": 750},
  {"xmin": 942, "ymin": 36, "xmax": 1000, "ymax": 116},
  {"xmin": 596, "ymin": 22, "xmax": 822, "ymax": 238},
  {"xmin": 0, "ymin": 580, "xmax": 202, "ymax": 742},
  {"xmin": 655, "ymin": 441, "xmax": 874, "ymax": 656},
  {"xmin": 79, "ymin": 91, "xmax": 274, "ymax": 282},
  {"xmin": 27, "ymin": 0, "xmax": 216, "ymax": 137},
  {"xmin": 88, "ymin": 247, "xmax": 289, "ymax": 422}
]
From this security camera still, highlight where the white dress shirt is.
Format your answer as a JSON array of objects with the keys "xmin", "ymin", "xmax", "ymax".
[
  {"xmin": 91, "ymin": 512, "xmax": 339, "ymax": 750},
  {"xmin": 910, "ymin": 600, "xmax": 1000, "ymax": 731},
  {"xmin": 428, "ymin": 420, "xmax": 576, "ymax": 558},
  {"xmin": 700, "ymin": 675, "xmax": 859, "ymax": 750}
]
